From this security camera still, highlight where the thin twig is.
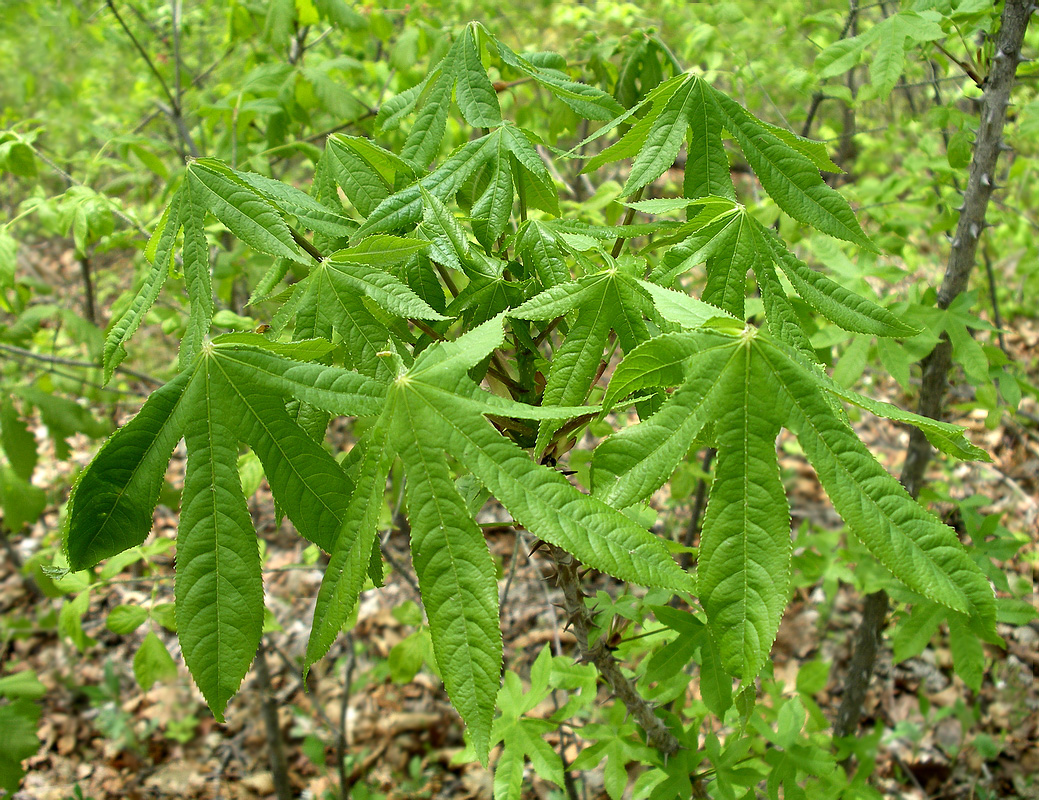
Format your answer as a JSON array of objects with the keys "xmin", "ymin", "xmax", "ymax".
[
  {"xmin": 679, "ymin": 448, "xmax": 716, "ymax": 571},
  {"xmin": 611, "ymin": 187, "xmax": 645, "ymax": 259},
  {"xmin": 337, "ymin": 633, "xmax": 356, "ymax": 800},
  {"xmin": 105, "ymin": 0, "xmax": 177, "ymax": 109},
  {"xmin": 981, "ymin": 246, "xmax": 1008, "ymax": 353},
  {"xmin": 0, "ymin": 342, "xmax": 163, "ymax": 386}
]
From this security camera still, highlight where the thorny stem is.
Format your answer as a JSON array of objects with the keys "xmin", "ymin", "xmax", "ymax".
[
  {"xmin": 546, "ymin": 544, "xmax": 681, "ymax": 757},
  {"xmin": 834, "ymin": 0, "xmax": 1032, "ymax": 755}
]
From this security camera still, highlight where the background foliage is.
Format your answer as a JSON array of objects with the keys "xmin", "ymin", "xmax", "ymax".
[{"xmin": 1, "ymin": 2, "xmax": 1037, "ymax": 799}]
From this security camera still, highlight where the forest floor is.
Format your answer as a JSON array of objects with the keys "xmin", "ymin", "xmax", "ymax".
[{"xmin": 2, "ymin": 249, "xmax": 1038, "ymax": 800}]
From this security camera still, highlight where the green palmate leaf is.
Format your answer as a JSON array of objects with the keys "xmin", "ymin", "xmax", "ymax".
[
  {"xmin": 176, "ymin": 357, "xmax": 263, "ymax": 720},
  {"xmin": 67, "ymin": 339, "xmax": 387, "ymax": 718},
  {"xmin": 186, "ymin": 160, "xmax": 302, "ymax": 261},
  {"xmin": 377, "ymin": 68, "xmax": 436, "ymax": 131},
  {"xmin": 514, "ymin": 220, "xmax": 569, "ymax": 287},
  {"xmin": 471, "ymin": 140, "xmax": 514, "ymax": 248},
  {"xmin": 492, "ymin": 666, "xmax": 564, "ymax": 800},
  {"xmin": 755, "ymin": 338, "xmax": 995, "ymax": 629},
  {"xmin": 212, "ymin": 344, "xmax": 385, "ymax": 416},
  {"xmin": 755, "ymin": 258, "xmax": 818, "ymax": 358},
  {"xmin": 770, "ymin": 339, "xmax": 988, "ymax": 462},
  {"xmin": 332, "ymin": 234, "xmax": 430, "ymax": 268},
  {"xmin": 233, "ymin": 169, "xmax": 356, "ymax": 238},
  {"xmin": 581, "ymin": 74, "xmax": 688, "ymax": 173},
  {"xmin": 356, "ymin": 131, "xmax": 501, "ymax": 237},
  {"xmin": 214, "ymin": 363, "xmax": 352, "ymax": 553},
  {"xmin": 707, "ymin": 88, "xmax": 876, "ymax": 252},
  {"xmin": 511, "ymin": 259, "xmax": 653, "ymax": 455},
  {"xmin": 763, "ymin": 235, "xmax": 918, "ymax": 337},
  {"xmin": 402, "ymin": 69, "xmax": 453, "ymax": 168},
  {"xmin": 326, "ymin": 251, "xmax": 446, "ymax": 320},
  {"xmin": 685, "ymin": 76, "xmax": 736, "ymax": 200},
  {"xmin": 392, "ymin": 399, "xmax": 501, "ymax": 762},
  {"xmin": 181, "ymin": 179, "xmax": 213, "ymax": 366},
  {"xmin": 623, "ymin": 77, "xmax": 698, "ymax": 194},
  {"xmin": 306, "ymin": 420, "xmax": 393, "ymax": 672},
  {"xmin": 593, "ymin": 337, "xmax": 736, "ymax": 508},
  {"xmin": 65, "ymin": 370, "xmax": 193, "ymax": 571},
  {"xmin": 699, "ymin": 210, "xmax": 765, "ymax": 318},
  {"xmin": 647, "ymin": 204, "xmax": 745, "ymax": 287},
  {"xmin": 494, "ymin": 37, "xmax": 623, "ymax": 121},
  {"xmin": 454, "ymin": 25, "xmax": 502, "ymax": 127},
  {"xmin": 639, "ymin": 280, "xmax": 738, "ymax": 329},
  {"xmin": 105, "ymin": 190, "xmax": 183, "ymax": 382},
  {"xmin": 303, "ymin": 318, "xmax": 691, "ymax": 761},
  {"xmin": 500, "ymin": 124, "xmax": 559, "ymax": 217},
  {"xmin": 594, "ymin": 327, "xmax": 995, "ymax": 680},
  {"xmin": 698, "ymin": 338, "xmax": 791, "ymax": 681},
  {"xmin": 325, "ymin": 134, "xmax": 408, "ymax": 217},
  {"xmin": 296, "ymin": 266, "xmax": 392, "ymax": 376}
]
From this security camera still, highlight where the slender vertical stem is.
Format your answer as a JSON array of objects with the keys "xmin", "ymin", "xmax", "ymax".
[
  {"xmin": 611, "ymin": 187, "xmax": 645, "ymax": 259},
  {"xmin": 547, "ymin": 544, "xmax": 681, "ymax": 757},
  {"xmin": 170, "ymin": 0, "xmax": 183, "ymax": 111},
  {"xmin": 337, "ymin": 634, "xmax": 356, "ymax": 800},
  {"xmin": 254, "ymin": 639, "xmax": 293, "ymax": 800},
  {"xmin": 679, "ymin": 448, "xmax": 716, "ymax": 571},
  {"xmin": 78, "ymin": 253, "xmax": 97, "ymax": 325}
]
